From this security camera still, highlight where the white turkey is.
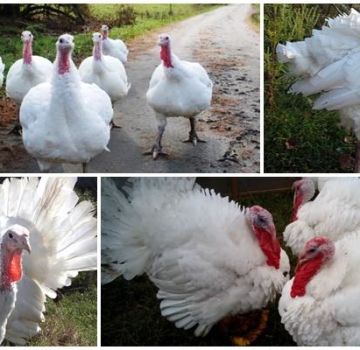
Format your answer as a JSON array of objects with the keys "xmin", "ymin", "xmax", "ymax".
[
  {"xmin": 5, "ymin": 31, "xmax": 53, "ymax": 105},
  {"xmin": 101, "ymin": 25, "xmax": 128, "ymax": 64},
  {"xmin": 0, "ymin": 177, "xmax": 97, "ymax": 345},
  {"xmin": 0, "ymin": 57, "xmax": 4, "ymax": 87},
  {"xmin": 279, "ymin": 234, "xmax": 360, "ymax": 345},
  {"xmin": 277, "ymin": 9, "xmax": 360, "ymax": 172},
  {"xmin": 20, "ymin": 33, "xmax": 113, "ymax": 172},
  {"xmin": 102, "ymin": 178, "xmax": 289, "ymax": 344},
  {"xmin": 145, "ymin": 34, "xmax": 213, "ymax": 159},
  {"xmin": 79, "ymin": 32, "xmax": 130, "ymax": 104},
  {"xmin": 284, "ymin": 177, "xmax": 360, "ymax": 255}
]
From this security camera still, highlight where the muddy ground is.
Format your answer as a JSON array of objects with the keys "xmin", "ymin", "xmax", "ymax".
[{"xmin": 0, "ymin": 4, "xmax": 260, "ymax": 173}]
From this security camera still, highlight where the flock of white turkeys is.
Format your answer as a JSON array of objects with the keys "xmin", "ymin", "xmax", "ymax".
[
  {"xmin": 0, "ymin": 177, "xmax": 97, "ymax": 345},
  {"xmin": 0, "ymin": 26, "xmax": 213, "ymax": 171},
  {"xmin": 102, "ymin": 177, "xmax": 360, "ymax": 346}
]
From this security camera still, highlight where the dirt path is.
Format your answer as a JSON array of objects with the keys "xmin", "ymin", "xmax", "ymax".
[{"xmin": 1, "ymin": 4, "xmax": 260, "ymax": 173}]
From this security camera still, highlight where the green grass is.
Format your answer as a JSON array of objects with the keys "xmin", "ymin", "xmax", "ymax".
[
  {"xmin": 251, "ymin": 4, "xmax": 260, "ymax": 26},
  {"xmin": 28, "ymin": 272, "xmax": 97, "ymax": 346},
  {"xmin": 264, "ymin": 4, "xmax": 357, "ymax": 173},
  {"xmin": 101, "ymin": 185, "xmax": 298, "ymax": 346}
]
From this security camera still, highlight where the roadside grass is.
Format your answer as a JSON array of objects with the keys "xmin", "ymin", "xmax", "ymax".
[
  {"xmin": 264, "ymin": 4, "xmax": 357, "ymax": 173},
  {"xmin": 251, "ymin": 4, "xmax": 260, "ymax": 27},
  {"xmin": 101, "ymin": 188, "xmax": 297, "ymax": 346}
]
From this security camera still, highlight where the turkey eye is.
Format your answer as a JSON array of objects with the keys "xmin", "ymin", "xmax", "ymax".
[
  {"xmin": 9, "ymin": 233, "xmax": 13, "ymax": 239},
  {"xmin": 308, "ymin": 247, "xmax": 316, "ymax": 253},
  {"xmin": 59, "ymin": 38, "xmax": 63, "ymax": 44},
  {"xmin": 165, "ymin": 37, "xmax": 169, "ymax": 40}
]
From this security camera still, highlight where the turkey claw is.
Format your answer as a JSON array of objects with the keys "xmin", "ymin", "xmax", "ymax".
[
  {"xmin": 183, "ymin": 136, "xmax": 206, "ymax": 146},
  {"xmin": 143, "ymin": 146, "xmax": 168, "ymax": 160}
]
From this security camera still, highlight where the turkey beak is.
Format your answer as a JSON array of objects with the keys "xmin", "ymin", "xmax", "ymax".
[{"xmin": 22, "ymin": 236, "xmax": 31, "ymax": 254}]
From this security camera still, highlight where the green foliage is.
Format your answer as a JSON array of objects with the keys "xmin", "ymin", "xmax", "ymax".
[{"xmin": 264, "ymin": 5, "xmax": 356, "ymax": 172}]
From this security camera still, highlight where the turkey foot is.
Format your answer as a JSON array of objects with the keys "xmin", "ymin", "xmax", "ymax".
[
  {"xmin": 111, "ymin": 120, "xmax": 121, "ymax": 129},
  {"xmin": 7, "ymin": 123, "xmax": 22, "ymax": 136},
  {"xmin": 183, "ymin": 117, "xmax": 206, "ymax": 146},
  {"xmin": 143, "ymin": 145, "xmax": 168, "ymax": 160},
  {"xmin": 219, "ymin": 309, "xmax": 269, "ymax": 346},
  {"xmin": 355, "ymin": 141, "xmax": 360, "ymax": 173}
]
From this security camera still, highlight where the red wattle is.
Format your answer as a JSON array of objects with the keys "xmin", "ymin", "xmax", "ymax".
[
  {"xmin": 291, "ymin": 193, "xmax": 303, "ymax": 222},
  {"xmin": 58, "ymin": 51, "xmax": 70, "ymax": 75},
  {"xmin": 160, "ymin": 46, "xmax": 173, "ymax": 68},
  {"xmin": 8, "ymin": 252, "xmax": 22, "ymax": 283},
  {"xmin": 290, "ymin": 255, "xmax": 323, "ymax": 298},
  {"xmin": 254, "ymin": 227, "xmax": 281, "ymax": 269},
  {"xmin": 23, "ymin": 41, "xmax": 32, "ymax": 64}
]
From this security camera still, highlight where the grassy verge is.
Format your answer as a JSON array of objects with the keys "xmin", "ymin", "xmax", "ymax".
[
  {"xmin": 101, "ymin": 183, "xmax": 298, "ymax": 346},
  {"xmin": 264, "ymin": 4, "xmax": 357, "ymax": 173}
]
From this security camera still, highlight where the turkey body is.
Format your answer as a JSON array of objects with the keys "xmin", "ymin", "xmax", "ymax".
[
  {"xmin": 6, "ymin": 56, "xmax": 53, "ymax": 105},
  {"xmin": 0, "ymin": 57, "xmax": 4, "ymax": 87},
  {"xmin": 20, "ymin": 34, "xmax": 113, "ymax": 171},
  {"xmin": 279, "ymin": 233, "xmax": 360, "ymax": 345},
  {"xmin": 102, "ymin": 178, "xmax": 289, "ymax": 337},
  {"xmin": 102, "ymin": 38, "xmax": 128, "ymax": 63},
  {"xmin": 0, "ymin": 286, "xmax": 16, "ymax": 343},
  {"xmin": 277, "ymin": 9, "xmax": 360, "ymax": 171},
  {"xmin": 147, "ymin": 58, "xmax": 212, "ymax": 117},
  {"xmin": 284, "ymin": 178, "xmax": 360, "ymax": 255}
]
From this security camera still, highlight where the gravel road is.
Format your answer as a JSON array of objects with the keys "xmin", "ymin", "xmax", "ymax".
[{"xmin": 1, "ymin": 4, "xmax": 260, "ymax": 173}]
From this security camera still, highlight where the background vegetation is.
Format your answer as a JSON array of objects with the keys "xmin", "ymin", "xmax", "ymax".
[
  {"xmin": 0, "ymin": 3, "xmax": 220, "ymax": 95},
  {"xmin": 101, "ymin": 178, "xmax": 299, "ymax": 346},
  {"xmin": 264, "ymin": 4, "xmax": 359, "ymax": 173}
]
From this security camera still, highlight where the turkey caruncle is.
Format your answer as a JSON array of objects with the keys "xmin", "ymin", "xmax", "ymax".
[
  {"xmin": 102, "ymin": 177, "xmax": 290, "ymax": 345},
  {"xmin": 277, "ymin": 8, "xmax": 360, "ymax": 172},
  {"xmin": 0, "ymin": 177, "xmax": 97, "ymax": 345}
]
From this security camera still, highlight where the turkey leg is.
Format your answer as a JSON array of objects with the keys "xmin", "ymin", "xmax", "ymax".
[
  {"xmin": 7, "ymin": 105, "xmax": 22, "ymax": 136},
  {"xmin": 355, "ymin": 141, "xmax": 360, "ymax": 173},
  {"xmin": 144, "ymin": 116, "xmax": 168, "ymax": 160},
  {"xmin": 183, "ymin": 117, "xmax": 206, "ymax": 146}
]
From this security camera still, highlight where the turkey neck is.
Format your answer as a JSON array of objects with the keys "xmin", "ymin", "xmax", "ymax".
[
  {"xmin": 160, "ymin": 44, "xmax": 173, "ymax": 68},
  {"xmin": 57, "ymin": 49, "xmax": 71, "ymax": 75},
  {"xmin": 0, "ymin": 244, "xmax": 23, "ymax": 292},
  {"xmin": 291, "ymin": 193, "xmax": 303, "ymax": 222},
  {"xmin": 254, "ymin": 227, "xmax": 281, "ymax": 269},
  {"xmin": 23, "ymin": 40, "xmax": 32, "ymax": 65},
  {"xmin": 93, "ymin": 41, "xmax": 102, "ymax": 61}
]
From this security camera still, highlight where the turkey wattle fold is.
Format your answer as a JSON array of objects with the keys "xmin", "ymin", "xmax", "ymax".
[
  {"xmin": 279, "ymin": 234, "xmax": 360, "ymax": 345},
  {"xmin": 0, "ymin": 177, "xmax": 97, "ymax": 345},
  {"xmin": 102, "ymin": 178, "xmax": 289, "ymax": 337},
  {"xmin": 20, "ymin": 33, "xmax": 113, "ymax": 172},
  {"xmin": 284, "ymin": 177, "xmax": 360, "ymax": 255},
  {"xmin": 146, "ymin": 34, "xmax": 213, "ymax": 159}
]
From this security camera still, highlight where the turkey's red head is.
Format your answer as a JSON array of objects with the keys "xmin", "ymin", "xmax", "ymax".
[
  {"xmin": 291, "ymin": 179, "xmax": 315, "ymax": 222},
  {"xmin": 0, "ymin": 225, "xmax": 31, "ymax": 289},
  {"xmin": 56, "ymin": 34, "xmax": 74, "ymax": 75},
  {"xmin": 291, "ymin": 236, "xmax": 334, "ymax": 298},
  {"xmin": 21, "ymin": 31, "xmax": 33, "ymax": 65},
  {"xmin": 247, "ymin": 205, "xmax": 281, "ymax": 269},
  {"xmin": 158, "ymin": 33, "xmax": 173, "ymax": 68},
  {"xmin": 101, "ymin": 24, "xmax": 109, "ymax": 39}
]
